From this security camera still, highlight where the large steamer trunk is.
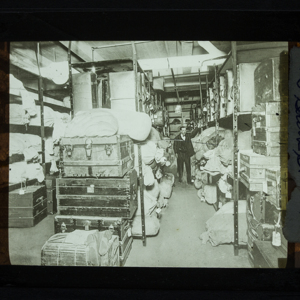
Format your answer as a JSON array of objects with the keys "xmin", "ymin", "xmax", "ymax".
[
  {"xmin": 41, "ymin": 230, "xmax": 119, "ymax": 266},
  {"xmin": 54, "ymin": 215, "xmax": 131, "ymax": 241},
  {"xmin": 254, "ymin": 57, "xmax": 283, "ymax": 105},
  {"xmin": 56, "ymin": 169, "xmax": 137, "ymax": 219},
  {"xmin": 8, "ymin": 185, "xmax": 48, "ymax": 228},
  {"xmin": 60, "ymin": 135, "xmax": 134, "ymax": 178}
]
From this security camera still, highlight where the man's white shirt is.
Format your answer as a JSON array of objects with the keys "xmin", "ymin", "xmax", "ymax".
[{"xmin": 181, "ymin": 134, "xmax": 186, "ymax": 141}]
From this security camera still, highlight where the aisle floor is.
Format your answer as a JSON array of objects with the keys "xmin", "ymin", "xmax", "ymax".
[
  {"xmin": 8, "ymin": 183, "xmax": 250, "ymax": 268},
  {"xmin": 126, "ymin": 183, "xmax": 251, "ymax": 268}
]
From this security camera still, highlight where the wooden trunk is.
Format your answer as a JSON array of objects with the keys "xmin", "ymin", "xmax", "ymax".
[
  {"xmin": 8, "ymin": 185, "xmax": 48, "ymax": 228},
  {"xmin": 47, "ymin": 188, "xmax": 57, "ymax": 215},
  {"xmin": 54, "ymin": 215, "xmax": 130, "ymax": 241},
  {"xmin": 9, "ymin": 207, "xmax": 47, "ymax": 228},
  {"xmin": 254, "ymin": 57, "xmax": 282, "ymax": 104},
  {"xmin": 56, "ymin": 169, "xmax": 137, "ymax": 219},
  {"xmin": 41, "ymin": 231, "xmax": 119, "ymax": 267},
  {"xmin": 60, "ymin": 135, "xmax": 134, "ymax": 178}
]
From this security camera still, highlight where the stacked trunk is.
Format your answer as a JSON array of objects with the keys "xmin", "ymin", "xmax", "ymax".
[
  {"xmin": 54, "ymin": 134, "xmax": 138, "ymax": 267},
  {"xmin": 246, "ymin": 56, "xmax": 288, "ymax": 266}
]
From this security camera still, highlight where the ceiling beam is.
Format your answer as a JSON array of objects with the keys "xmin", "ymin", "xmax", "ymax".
[
  {"xmin": 181, "ymin": 41, "xmax": 194, "ymax": 74},
  {"xmin": 138, "ymin": 54, "xmax": 226, "ymax": 71},
  {"xmin": 58, "ymin": 41, "xmax": 104, "ymax": 62},
  {"xmin": 197, "ymin": 41, "xmax": 226, "ymax": 57}
]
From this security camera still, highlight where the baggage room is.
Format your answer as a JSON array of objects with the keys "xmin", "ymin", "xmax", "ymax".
[{"xmin": 4, "ymin": 41, "xmax": 288, "ymax": 268}]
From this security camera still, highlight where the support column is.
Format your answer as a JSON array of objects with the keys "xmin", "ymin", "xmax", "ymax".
[{"xmin": 231, "ymin": 41, "xmax": 239, "ymax": 256}]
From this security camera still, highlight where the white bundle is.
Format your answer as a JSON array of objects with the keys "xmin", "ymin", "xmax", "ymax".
[
  {"xmin": 64, "ymin": 109, "xmax": 118, "ymax": 138},
  {"xmin": 9, "ymin": 162, "xmax": 44, "ymax": 184},
  {"xmin": 136, "ymin": 187, "xmax": 158, "ymax": 217},
  {"xmin": 10, "ymin": 74, "xmax": 37, "ymax": 117}
]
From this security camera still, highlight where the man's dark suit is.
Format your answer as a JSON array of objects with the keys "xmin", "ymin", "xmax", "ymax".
[{"xmin": 173, "ymin": 127, "xmax": 200, "ymax": 183}]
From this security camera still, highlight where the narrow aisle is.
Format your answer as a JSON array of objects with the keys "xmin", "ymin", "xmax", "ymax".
[{"xmin": 126, "ymin": 183, "xmax": 250, "ymax": 268}]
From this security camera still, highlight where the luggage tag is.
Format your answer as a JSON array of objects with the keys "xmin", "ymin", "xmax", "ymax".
[
  {"xmin": 87, "ymin": 184, "xmax": 95, "ymax": 193},
  {"xmin": 156, "ymin": 207, "xmax": 162, "ymax": 214},
  {"xmin": 225, "ymin": 191, "xmax": 232, "ymax": 199}
]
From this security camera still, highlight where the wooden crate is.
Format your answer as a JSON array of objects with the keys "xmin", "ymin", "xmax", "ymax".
[
  {"xmin": 240, "ymin": 150, "xmax": 280, "ymax": 180},
  {"xmin": 60, "ymin": 135, "xmax": 134, "ymax": 178}
]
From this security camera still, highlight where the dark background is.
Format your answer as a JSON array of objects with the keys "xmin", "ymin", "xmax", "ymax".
[{"xmin": 0, "ymin": 6, "xmax": 300, "ymax": 299}]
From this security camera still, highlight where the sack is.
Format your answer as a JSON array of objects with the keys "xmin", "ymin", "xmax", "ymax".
[
  {"xmin": 131, "ymin": 214, "xmax": 160, "ymax": 237},
  {"xmin": 203, "ymin": 184, "xmax": 217, "ymax": 204}
]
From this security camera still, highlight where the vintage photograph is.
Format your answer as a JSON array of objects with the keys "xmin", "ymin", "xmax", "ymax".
[{"xmin": 5, "ymin": 41, "xmax": 288, "ymax": 268}]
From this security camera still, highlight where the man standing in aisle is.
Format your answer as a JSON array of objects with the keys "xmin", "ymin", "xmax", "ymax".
[{"xmin": 173, "ymin": 123, "xmax": 200, "ymax": 184}]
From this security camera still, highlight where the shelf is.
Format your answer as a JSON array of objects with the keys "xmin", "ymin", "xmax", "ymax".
[
  {"xmin": 9, "ymin": 94, "xmax": 71, "ymax": 114},
  {"xmin": 207, "ymin": 112, "xmax": 252, "ymax": 131},
  {"xmin": 9, "ymin": 124, "xmax": 54, "ymax": 137}
]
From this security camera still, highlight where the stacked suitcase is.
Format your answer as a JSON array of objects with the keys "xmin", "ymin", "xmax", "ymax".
[
  {"xmin": 245, "ymin": 55, "xmax": 288, "ymax": 266},
  {"xmin": 54, "ymin": 134, "xmax": 137, "ymax": 266}
]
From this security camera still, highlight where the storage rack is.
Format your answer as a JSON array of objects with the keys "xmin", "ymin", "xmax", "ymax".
[
  {"xmin": 67, "ymin": 42, "xmax": 150, "ymax": 246},
  {"xmin": 205, "ymin": 41, "xmax": 288, "ymax": 256},
  {"xmin": 8, "ymin": 42, "xmax": 71, "ymax": 187}
]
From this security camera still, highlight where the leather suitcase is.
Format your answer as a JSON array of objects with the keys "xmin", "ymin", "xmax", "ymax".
[
  {"xmin": 237, "ymin": 62, "xmax": 260, "ymax": 112},
  {"xmin": 54, "ymin": 215, "xmax": 131, "ymax": 241},
  {"xmin": 56, "ymin": 169, "xmax": 137, "ymax": 219},
  {"xmin": 47, "ymin": 188, "xmax": 57, "ymax": 215},
  {"xmin": 60, "ymin": 135, "xmax": 134, "ymax": 178},
  {"xmin": 41, "ymin": 231, "xmax": 119, "ymax": 266},
  {"xmin": 254, "ymin": 57, "xmax": 288, "ymax": 105},
  {"xmin": 72, "ymin": 72, "xmax": 99, "ymax": 115}
]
